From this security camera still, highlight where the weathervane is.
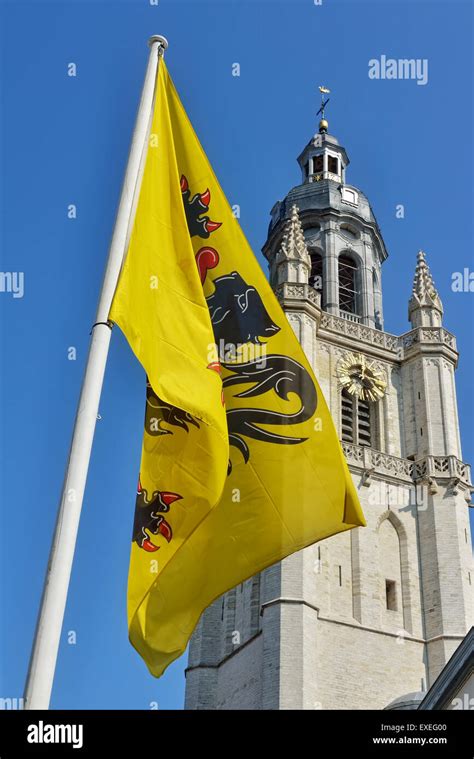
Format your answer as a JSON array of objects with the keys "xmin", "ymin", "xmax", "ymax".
[{"xmin": 317, "ymin": 85, "xmax": 330, "ymax": 133}]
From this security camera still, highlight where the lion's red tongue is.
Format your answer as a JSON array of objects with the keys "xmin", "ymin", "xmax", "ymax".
[{"xmin": 142, "ymin": 538, "xmax": 159, "ymax": 552}]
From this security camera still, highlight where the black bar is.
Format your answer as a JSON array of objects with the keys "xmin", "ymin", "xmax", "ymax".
[{"xmin": 0, "ymin": 709, "xmax": 472, "ymax": 756}]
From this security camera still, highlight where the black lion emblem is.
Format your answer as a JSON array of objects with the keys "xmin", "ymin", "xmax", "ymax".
[{"xmin": 206, "ymin": 271, "xmax": 280, "ymax": 348}]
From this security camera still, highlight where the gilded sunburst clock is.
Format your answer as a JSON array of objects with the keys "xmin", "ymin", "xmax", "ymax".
[{"xmin": 336, "ymin": 352, "xmax": 387, "ymax": 402}]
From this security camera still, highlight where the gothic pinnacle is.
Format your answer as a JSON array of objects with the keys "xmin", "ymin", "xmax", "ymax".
[
  {"xmin": 409, "ymin": 249, "xmax": 443, "ymax": 327},
  {"xmin": 278, "ymin": 205, "xmax": 311, "ymax": 265},
  {"xmin": 411, "ymin": 250, "xmax": 439, "ymax": 303}
]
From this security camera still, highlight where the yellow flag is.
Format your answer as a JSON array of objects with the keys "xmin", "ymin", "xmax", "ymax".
[{"xmin": 110, "ymin": 59, "xmax": 366, "ymax": 678}]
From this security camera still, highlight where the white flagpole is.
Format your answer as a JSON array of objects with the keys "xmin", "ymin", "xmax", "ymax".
[{"xmin": 23, "ymin": 34, "xmax": 168, "ymax": 711}]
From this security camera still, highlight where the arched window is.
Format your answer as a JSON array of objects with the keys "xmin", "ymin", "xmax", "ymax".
[
  {"xmin": 341, "ymin": 389, "xmax": 373, "ymax": 447},
  {"xmin": 309, "ymin": 251, "xmax": 323, "ymax": 292},
  {"xmin": 338, "ymin": 254, "xmax": 359, "ymax": 315}
]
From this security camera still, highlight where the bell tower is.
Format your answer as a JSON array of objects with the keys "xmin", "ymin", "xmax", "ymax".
[
  {"xmin": 184, "ymin": 98, "xmax": 473, "ymax": 711},
  {"xmin": 266, "ymin": 110, "xmax": 386, "ymax": 333}
]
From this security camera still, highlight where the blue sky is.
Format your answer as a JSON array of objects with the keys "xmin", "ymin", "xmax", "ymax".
[{"xmin": 1, "ymin": 0, "xmax": 472, "ymax": 710}]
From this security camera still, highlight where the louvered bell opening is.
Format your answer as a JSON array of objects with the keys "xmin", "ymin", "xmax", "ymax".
[
  {"xmin": 341, "ymin": 390, "xmax": 354, "ymax": 443},
  {"xmin": 358, "ymin": 399, "xmax": 372, "ymax": 446},
  {"xmin": 338, "ymin": 255, "xmax": 358, "ymax": 314},
  {"xmin": 309, "ymin": 252, "xmax": 323, "ymax": 291}
]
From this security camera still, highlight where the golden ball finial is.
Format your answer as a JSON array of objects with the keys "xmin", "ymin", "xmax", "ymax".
[{"xmin": 319, "ymin": 118, "xmax": 328, "ymax": 133}]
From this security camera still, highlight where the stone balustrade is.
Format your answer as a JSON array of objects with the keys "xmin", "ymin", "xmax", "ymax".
[
  {"xmin": 342, "ymin": 442, "xmax": 472, "ymax": 488},
  {"xmin": 318, "ymin": 312, "xmax": 457, "ymax": 355}
]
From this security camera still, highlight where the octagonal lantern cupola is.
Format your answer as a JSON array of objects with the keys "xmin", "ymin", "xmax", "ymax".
[{"xmin": 297, "ymin": 115, "xmax": 350, "ymax": 186}]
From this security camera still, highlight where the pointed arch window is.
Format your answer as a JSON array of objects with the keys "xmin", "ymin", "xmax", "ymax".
[
  {"xmin": 341, "ymin": 389, "xmax": 373, "ymax": 447},
  {"xmin": 338, "ymin": 254, "xmax": 359, "ymax": 315}
]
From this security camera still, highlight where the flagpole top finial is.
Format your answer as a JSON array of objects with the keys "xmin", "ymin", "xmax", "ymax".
[{"xmin": 148, "ymin": 35, "xmax": 169, "ymax": 51}]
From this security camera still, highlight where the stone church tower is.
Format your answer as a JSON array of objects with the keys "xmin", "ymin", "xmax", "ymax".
[{"xmin": 184, "ymin": 114, "xmax": 473, "ymax": 710}]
